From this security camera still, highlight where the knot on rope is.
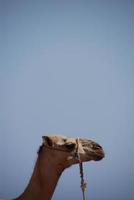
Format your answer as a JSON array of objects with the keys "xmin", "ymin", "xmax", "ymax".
[{"xmin": 81, "ymin": 182, "xmax": 87, "ymax": 191}]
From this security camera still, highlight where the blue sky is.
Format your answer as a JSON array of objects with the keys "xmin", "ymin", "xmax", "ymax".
[{"xmin": 1, "ymin": 0, "xmax": 134, "ymax": 200}]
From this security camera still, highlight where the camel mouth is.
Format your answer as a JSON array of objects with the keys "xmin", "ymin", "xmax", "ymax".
[
  {"xmin": 93, "ymin": 150, "xmax": 105, "ymax": 161},
  {"xmin": 90, "ymin": 146, "xmax": 105, "ymax": 161},
  {"xmin": 80, "ymin": 139, "xmax": 105, "ymax": 162},
  {"xmin": 84, "ymin": 149, "xmax": 105, "ymax": 161}
]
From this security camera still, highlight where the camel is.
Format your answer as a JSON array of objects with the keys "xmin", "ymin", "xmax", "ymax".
[{"xmin": 13, "ymin": 135, "xmax": 104, "ymax": 200}]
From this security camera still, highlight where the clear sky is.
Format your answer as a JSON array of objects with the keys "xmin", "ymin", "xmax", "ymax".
[{"xmin": 1, "ymin": 0, "xmax": 134, "ymax": 200}]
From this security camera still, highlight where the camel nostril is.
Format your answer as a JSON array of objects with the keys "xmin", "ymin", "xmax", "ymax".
[
  {"xmin": 93, "ymin": 143, "xmax": 102, "ymax": 150},
  {"xmin": 97, "ymin": 144, "xmax": 102, "ymax": 149}
]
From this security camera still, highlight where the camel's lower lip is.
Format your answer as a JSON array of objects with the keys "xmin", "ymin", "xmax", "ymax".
[
  {"xmin": 94, "ymin": 152, "xmax": 105, "ymax": 161},
  {"xmin": 94, "ymin": 156, "xmax": 103, "ymax": 161}
]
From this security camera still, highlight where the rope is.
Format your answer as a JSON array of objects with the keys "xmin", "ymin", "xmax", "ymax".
[
  {"xmin": 79, "ymin": 162, "xmax": 87, "ymax": 200},
  {"xmin": 76, "ymin": 138, "xmax": 87, "ymax": 200}
]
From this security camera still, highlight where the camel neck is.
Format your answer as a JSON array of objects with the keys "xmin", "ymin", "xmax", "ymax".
[{"xmin": 15, "ymin": 149, "xmax": 64, "ymax": 200}]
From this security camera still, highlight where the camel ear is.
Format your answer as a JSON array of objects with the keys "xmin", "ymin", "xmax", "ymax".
[{"xmin": 42, "ymin": 136, "xmax": 53, "ymax": 147}]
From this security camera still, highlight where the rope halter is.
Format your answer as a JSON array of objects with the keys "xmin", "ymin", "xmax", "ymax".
[{"xmin": 75, "ymin": 138, "xmax": 87, "ymax": 200}]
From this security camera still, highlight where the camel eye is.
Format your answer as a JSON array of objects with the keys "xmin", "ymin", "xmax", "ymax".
[{"xmin": 65, "ymin": 143, "xmax": 76, "ymax": 150}]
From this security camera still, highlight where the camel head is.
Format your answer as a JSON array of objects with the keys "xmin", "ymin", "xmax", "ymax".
[{"xmin": 40, "ymin": 135, "xmax": 104, "ymax": 169}]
